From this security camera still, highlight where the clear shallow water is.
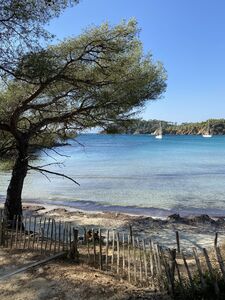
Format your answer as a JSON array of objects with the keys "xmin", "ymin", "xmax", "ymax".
[{"xmin": 1, "ymin": 134, "xmax": 225, "ymax": 217}]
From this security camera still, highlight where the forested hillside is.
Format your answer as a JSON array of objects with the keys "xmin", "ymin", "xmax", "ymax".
[{"xmin": 102, "ymin": 119, "xmax": 225, "ymax": 135}]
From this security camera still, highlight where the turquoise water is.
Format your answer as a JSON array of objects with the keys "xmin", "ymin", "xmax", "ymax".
[{"xmin": 1, "ymin": 134, "xmax": 225, "ymax": 217}]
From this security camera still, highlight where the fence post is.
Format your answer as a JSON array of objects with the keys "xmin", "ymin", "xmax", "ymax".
[
  {"xmin": 192, "ymin": 247, "xmax": 206, "ymax": 289},
  {"xmin": 92, "ymin": 228, "xmax": 96, "ymax": 265},
  {"xmin": 215, "ymin": 246, "xmax": 225, "ymax": 280},
  {"xmin": 182, "ymin": 251, "xmax": 195, "ymax": 292},
  {"xmin": 214, "ymin": 232, "xmax": 218, "ymax": 247},
  {"xmin": 203, "ymin": 248, "xmax": 220, "ymax": 296},
  {"xmin": 105, "ymin": 230, "xmax": 109, "ymax": 269},
  {"xmin": 129, "ymin": 225, "xmax": 133, "ymax": 243},
  {"xmin": 122, "ymin": 232, "xmax": 125, "ymax": 273},
  {"xmin": 116, "ymin": 232, "xmax": 120, "ymax": 275},
  {"xmin": 176, "ymin": 231, "xmax": 180, "ymax": 253},
  {"xmin": 111, "ymin": 229, "xmax": 115, "ymax": 270},
  {"xmin": 137, "ymin": 237, "xmax": 143, "ymax": 283},
  {"xmin": 169, "ymin": 249, "xmax": 176, "ymax": 295},
  {"xmin": 99, "ymin": 228, "xmax": 102, "ymax": 270},
  {"xmin": 128, "ymin": 234, "xmax": 131, "ymax": 282},
  {"xmin": 68, "ymin": 228, "xmax": 79, "ymax": 262},
  {"xmin": 132, "ymin": 236, "xmax": 137, "ymax": 284}
]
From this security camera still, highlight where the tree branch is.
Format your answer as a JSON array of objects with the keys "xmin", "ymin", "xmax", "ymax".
[{"xmin": 28, "ymin": 165, "xmax": 80, "ymax": 185}]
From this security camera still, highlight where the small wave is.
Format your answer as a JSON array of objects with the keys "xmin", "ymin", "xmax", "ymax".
[{"xmin": 1, "ymin": 197, "xmax": 225, "ymax": 218}]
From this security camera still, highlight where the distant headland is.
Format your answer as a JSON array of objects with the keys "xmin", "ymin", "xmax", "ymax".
[{"xmin": 101, "ymin": 119, "xmax": 225, "ymax": 135}]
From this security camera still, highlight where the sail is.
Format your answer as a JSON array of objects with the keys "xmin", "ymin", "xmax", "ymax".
[
  {"xmin": 202, "ymin": 121, "xmax": 212, "ymax": 137},
  {"xmin": 155, "ymin": 122, "xmax": 163, "ymax": 136},
  {"xmin": 203, "ymin": 121, "xmax": 211, "ymax": 135}
]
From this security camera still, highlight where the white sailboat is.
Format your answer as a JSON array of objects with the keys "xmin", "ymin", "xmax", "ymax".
[
  {"xmin": 202, "ymin": 120, "xmax": 212, "ymax": 138},
  {"xmin": 155, "ymin": 122, "xmax": 163, "ymax": 139}
]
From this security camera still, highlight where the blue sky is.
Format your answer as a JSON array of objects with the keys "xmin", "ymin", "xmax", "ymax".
[{"xmin": 47, "ymin": 0, "xmax": 225, "ymax": 123}]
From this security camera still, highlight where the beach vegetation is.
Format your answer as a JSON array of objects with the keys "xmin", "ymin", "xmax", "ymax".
[{"xmin": 174, "ymin": 269, "xmax": 225, "ymax": 300}]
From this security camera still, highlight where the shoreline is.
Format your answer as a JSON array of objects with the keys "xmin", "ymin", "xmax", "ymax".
[
  {"xmin": 2, "ymin": 196, "xmax": 225, "ymax": 219},
  {"xmin": 1, "ymin": 201, "xmax": 225, "ymax": 251}
]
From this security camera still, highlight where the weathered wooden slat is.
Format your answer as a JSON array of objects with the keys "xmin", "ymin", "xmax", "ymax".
[
  {"xmin": 182, "ymin": 251, "xmax": 195, "ymax": 291},
  {"xmin": 203, "ymin": 248, "xmax": 220, "ymax": 296},
  {"xmin": 58, "ymin": 220, "xmax": 61, "ymax": 252},
  {"xmin": 116, "ymin": 232, "xmax": 120, "ymax": 275},
  {"xmin": 40, "ymin": 228, "xmax": 44, "ymax": 254},
  {"xmin": 128, "ymin": 234, "xmax": 131, "ymax": 282},
  {"xmin": 27, "ymin": 216, "xmax": 31, "ymax": 249},
  {"xmin": 155, "ymin": 243, "xmax": 162, "ymax": 275},
  {"xmin": 65, "ymin": 223, "xmax": 68, "ymax": 252},
  {"xmin": 99, "ymin": 228, "xmax": 103, "ymax": 270},
  {"xmin": 132, "ymin": 236, "xmax": 137, "ymax": 283},
  {"xmin": 105, "ymin": 229, "xmax": 109, "ymax": 269},
  {"xmin": 129, "ymin": 225, "xmax": 133, "ymax": 243},
  {"xmin": 148, "ymin": 240, "xmax": 154, "ymax": 276},
  {"xmin": 168, "ymin": 248, "xmax": 176, "ymax": 294},
  {"xmin": 45, "ymin": 218, "xmax": 51, "ymax": 252},
  {"xmin": 111, "ymin": 229, "xmax": 115, "ymax": 270},
  {"xmin": 176, "ymin": 231, "xmax": 180, "ymax": 253},
  {"xmin": 92, "ymin": 228, "xmax": 96, "ymax": 264},
  {"xmin": 87, "ymin": 230, "xmax": 90, "ymax": 263},
  {"xmin": 214, "ymin": 232, "xmax": 218, "ymax": 247},
  {"xmin": 69, "ymin": 222, "xmax": 72, "ymax": 249},
  {"xmin": 53, "ymin": 219, "xmax": 57, "ymax": 254},
  {"xmin": 23, "ymin": 216, "xmax": 27, "ymax": 249},
  {"xmin": 41, "ymin": 217, "xmax": 46, "ymax": 253},
  {"xmin": 62, "ymin": 221, "xmax": 66, "ymax": 252},
  {"xmin": 32, "ymin": 216, "xmax": 37, "ymax": 250},
  {"xmin": 36, "ymin": 217, "xmax": 42, "ymax": 250},
  {"xmin": 83, "ymin": 227, "xmax": 87, "ymax": 243},
  {"xmin": 137, "ymin": 237, "xmax": 143, "ymax": 282},
  {"xmin": 192, "ymin": 247, "xmax": 206, "ymax": 289},
  {"xmin": 175, "ymin": 260, "xmax": 183, "ymax": 289},
  {"xmin": 49, "ymin": 219, "xmax": 54, "ymax": 252},
  {"xmin": 143, "ymin": 239, "xmax": 148, "ymax": 280},
  {"xmin": 159, "ymin": 247, "xmax": 173, "ymax": 294},
  {"xmin": 151, "ymin": 241, "xmax": 159, "ymax": 275},
  {"xmin": 122, "ymin": 232, "xmax": 125, "ymax": 273},
  {"xmin": 68, "ymin": 228, "xmax": 79, "ymax": 262},
  {"xmin": 215, "ymin": 246, "xmax": 225, "ymax": 280}
]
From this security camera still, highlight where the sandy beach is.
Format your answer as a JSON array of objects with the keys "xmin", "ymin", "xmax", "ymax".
[
  {"xmin": 11, "ymin": 202, "xmax": 225, "ymax": 251},
  {"xmin": 0, "ymin": 255, "xmax": 170, "ymax": 300},
  {"xmin": 1, "ymin": 201, "xmax": 224, "ymax": 299}
]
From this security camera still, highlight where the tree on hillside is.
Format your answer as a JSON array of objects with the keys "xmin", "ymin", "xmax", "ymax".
[{"xmin": 0, "ymin": 20, "xmax": 167, "ymax": 221}]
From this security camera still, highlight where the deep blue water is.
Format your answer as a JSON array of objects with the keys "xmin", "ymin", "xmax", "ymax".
[{"xmin": 1, "ymin": 134, "xmax": 225, "ymax": 217}]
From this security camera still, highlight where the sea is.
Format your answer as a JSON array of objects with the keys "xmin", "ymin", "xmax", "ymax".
[{"xmin": 1, "ymin": 134, "xmax": 225, "ymax": 218}]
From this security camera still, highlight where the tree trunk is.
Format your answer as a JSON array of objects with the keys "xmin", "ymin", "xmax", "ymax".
[{"xmin": 4, "ymin": 144, "xmax": 28, "ymax": 222}]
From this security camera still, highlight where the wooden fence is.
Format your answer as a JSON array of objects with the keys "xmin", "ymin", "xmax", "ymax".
[
  {"xmin": 1, "ymin": 209, "xmax": 225, "ymax": 297},
  {"xmin": 0, "ymin": 210, "xmax": 74, "ymax": 255},
  {"xmin": 78, "ymin": 228, "xmax": 167, "ymax": 290},
  {"xmin": 78, "ymin": 228, "xmax": 225, "ymax": 297}
]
